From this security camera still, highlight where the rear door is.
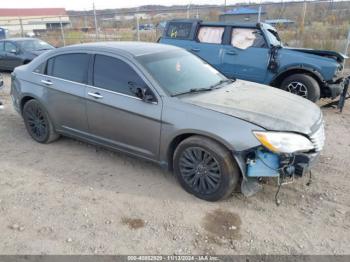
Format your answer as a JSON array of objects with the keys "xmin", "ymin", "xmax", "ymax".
[
  {"xmin": 190, "ymin": 25, "xmax": 226, "ymax": 72},
  {"xmin": 221, "ymin": 27, "xmax": 270, "ymax": 83},
  {"xmin": 33, "ymin": 53, "xmax": 91, "ymax": 135},
  {"xmin": 85, "ymin": 54, "xmax": 162, "ymax": 160}
]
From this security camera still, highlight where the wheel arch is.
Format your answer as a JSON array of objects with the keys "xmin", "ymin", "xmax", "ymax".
[
  {"xmin": 20, "ymin": 95, "xmax": 36, "ymax": 113},
  {"xmin": 166, "ymin": 132, "xmax": 234, "ymax": 171},
  {"xmin": 270, "ymin": 67, "xmax": 324, "ymax": 88}
]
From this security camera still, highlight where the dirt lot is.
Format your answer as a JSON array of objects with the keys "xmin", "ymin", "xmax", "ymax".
[{"xmin": 0, "ymin": 72, "xmax": 349, "ymax": 255}]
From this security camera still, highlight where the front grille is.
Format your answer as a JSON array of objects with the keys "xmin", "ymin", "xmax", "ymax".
[{"xmin": 310, "ymin": 123, "xmax": 325, "ymax": 152}]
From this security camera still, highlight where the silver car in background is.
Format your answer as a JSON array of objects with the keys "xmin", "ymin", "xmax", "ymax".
[{"xmin": 10, "ymin": 42, "xmax": 325, "ymax": 201}]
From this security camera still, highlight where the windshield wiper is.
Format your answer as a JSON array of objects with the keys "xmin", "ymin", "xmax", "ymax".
[
  {"xmin": 173, "ymin": 87, "xmax": 213, "ymax": 96},
  {"xmin": 173, "ymin": 79, "xmax": 235, "ymax": 96},
  {"xmin": 209, "ymin": 79, "xmax": 235, "ymax": 89}
]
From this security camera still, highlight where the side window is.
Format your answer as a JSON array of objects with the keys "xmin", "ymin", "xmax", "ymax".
[
  {"xmin": 47, "ymin": 53, "xmax": 90, "ymax": 83},
  {"xmin": 197, "ymin": 26, "xmax": 225, "ymax": 44},
  {"xmin": 4, "ymin": 42, "xmax": 17, "ymax": 52},
  {"xmin": 166, "ymin": 22, "xmax": 192, "ymax": 39},
  {"xmin": 231, "ymin": 28, "xmax": 266, "ymax": 49},
  {"xmin": 93, "ymin": 55, "xmax": 146, "ymax": 97},
  {"xmin": 0, "ymin": 42, "xmax": 4, "ymax": 51}
]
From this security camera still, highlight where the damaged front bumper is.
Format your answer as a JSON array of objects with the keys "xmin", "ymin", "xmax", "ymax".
[
  {"xmin": 233, "ymin": 147, "xmax": 320, "ymax": 197},
  {"xmin": 324, "ymin": 76, "xmax": 347, "ymax": 99}
]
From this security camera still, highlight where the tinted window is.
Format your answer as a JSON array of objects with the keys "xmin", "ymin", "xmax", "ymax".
[
  {"xmin": 93, "ymin": 55, "xmax": 145, "ymax": 97},
  {"xmin": 166, "ymin": 22, "xmax": 192, "ymax": 39},
  {"xmin": 197, "ymin": 26, "xmax": 225, "ymax": 44},
  {"xmin": 0, "ymin": 41, "xmax": 4, "ymax": 51},
  {"xmin": 4, "ymin": 42, "xmax": 17, "ymax": 52},
  {"xmin": 48, "ymin": 53, "xmax": 90, "ymax": 83}
]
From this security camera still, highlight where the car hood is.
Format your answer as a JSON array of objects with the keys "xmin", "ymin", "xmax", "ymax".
[
  {"xmin": 180, "ymin": 80, "xmax": 322, "ymax": 135},
  {"xmin": 285, "ymin": 47, "xmax": 348, "ymax": 63}
]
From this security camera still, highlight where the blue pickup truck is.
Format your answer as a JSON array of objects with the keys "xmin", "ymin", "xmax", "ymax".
[{"xmin": 159, "ymin": 19, "xmax": 348, "ymax": 102}]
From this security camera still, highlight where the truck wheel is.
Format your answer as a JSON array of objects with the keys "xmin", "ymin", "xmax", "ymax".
[
  {"xmin": 22, "ymin": 99, "xmax": 59, "ymax": 144},
  {"xmin": 280, "ymin": 74, "xmax": 320, "ymax": 102},
  {"xmin": 173, "ymin": 136, "xmax": 240, "ymax": 201}
]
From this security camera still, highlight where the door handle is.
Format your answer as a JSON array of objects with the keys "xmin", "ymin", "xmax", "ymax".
[
  {"xmin": 41, "ymin": 79, "xmax": 53, "ymax": 86},
  {"xmin": 226, "ymin": 51, "xmax": 237, "ymax": 55},
  {"xmin": 88, "ymin": 92, "xmax": 103, "ymax": 99},
  {"xmin": 191, "ymin": 48, "xmax": 200, "ymax": 52}
]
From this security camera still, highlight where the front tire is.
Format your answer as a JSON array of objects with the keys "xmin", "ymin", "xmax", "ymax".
[
  {"xmin": 173, "ymin": 136, "xmax": 240, "ymax": 201},
  {"xmin": 280, "ymin": 74, "xmax": 320, "ymax": 102},
  {"xmin": 22, "ymin": 99, "xmax": 59, "ymax": 143}
]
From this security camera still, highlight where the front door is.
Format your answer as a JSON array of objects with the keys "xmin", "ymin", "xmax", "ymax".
[
  {"xmin": 85, "ymin": 54, "xmax": 162, "ymax": 160},
  {"xmin": 221, "ymin": 27, "xmax": 270, "ymax": 83}
]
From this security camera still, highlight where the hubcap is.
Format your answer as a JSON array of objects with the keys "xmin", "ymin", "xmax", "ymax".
[
  {"xmin": 24, "ymin": 104, "xmax": 48, "ymax": 140},
  {"xmin": 286, "ymin": 81, "xmax": 308, "ymax": 98},
  {"xmin": 179, "ymin": 147, "xmax": 221, "ymax": 194}
]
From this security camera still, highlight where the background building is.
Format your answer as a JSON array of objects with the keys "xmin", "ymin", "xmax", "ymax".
[
  {"xmin": 219, "ymin": 7, "xmax": 266, "ymax": 22},
  {"xmin": 0, "ymin": 8, "xmax": 70, "ymax": 35}
]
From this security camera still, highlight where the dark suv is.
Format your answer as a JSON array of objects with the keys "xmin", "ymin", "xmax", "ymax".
[{"xmin": 159, "ymin": 19, "xmax": 348, "ymax": 102}]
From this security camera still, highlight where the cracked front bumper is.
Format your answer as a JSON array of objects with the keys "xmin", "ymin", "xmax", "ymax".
[{"xmin": 325, "ymin": 77, "xmax": 346, "ymax": 99}]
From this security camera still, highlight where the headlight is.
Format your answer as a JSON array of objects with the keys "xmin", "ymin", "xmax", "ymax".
[{"xmin": 253, "ymin": 131, "xmax": 314, "ymax": 153}]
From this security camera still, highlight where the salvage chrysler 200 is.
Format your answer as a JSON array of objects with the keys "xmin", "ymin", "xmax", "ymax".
[{"xmin": 10, "ymin": 42, "xmax": 325, "ymax": 201}]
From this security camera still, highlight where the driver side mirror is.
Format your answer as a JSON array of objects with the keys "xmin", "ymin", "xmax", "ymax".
[
  {"xmin": 128, "ymin": 81, "xmax": 156, "ymax": 103},
  {"xmin": 10, "ymin": 49, "xmax": 17, "ymax": 54}
]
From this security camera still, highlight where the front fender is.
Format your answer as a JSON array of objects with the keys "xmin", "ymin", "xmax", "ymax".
[{"xmin": 270, "ymin": 64, "xmax": 325, "ymax": 85}]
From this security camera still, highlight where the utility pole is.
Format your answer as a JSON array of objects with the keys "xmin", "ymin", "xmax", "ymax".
[
  {"xmin": 258, "ymin": 5, "xmax": 262, "ymax": 23},
  {"xmin": 186, "ymin": 1, "xmax": 192, "ymax": 19},
  {"xmin": 93, "ymin": 1, "xmax": 99, "ymax": 40},
  {"xmin": 19, "ymin": 18, "xmax": 24, "ymax": 37},
  {"xmin": 301, "ymin": 0, "xmax": 307, "ymax": 34},
  {"xmin": 84, "ymin": 9, "xmax": 88, "ymax": 29},
  {"xmin": 59, "ymin": 16, "xmax": 66, "ymax": 46},
  {"xmin": 136, "ymin": 15, "xmax": 140, "ymax": 41}
]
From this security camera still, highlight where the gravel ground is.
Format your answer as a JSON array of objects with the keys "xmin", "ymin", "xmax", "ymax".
[{"xmin": 0, "ymin": 72, "xmax": 349, "ymax": 255}]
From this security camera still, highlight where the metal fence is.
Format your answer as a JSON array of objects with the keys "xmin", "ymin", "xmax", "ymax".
[{"xmin": 0, "ymin": 0, "xmax": 349, "ymax": 58}]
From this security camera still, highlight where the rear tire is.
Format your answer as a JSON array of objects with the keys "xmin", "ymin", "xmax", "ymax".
[
  {"xmin": 173, "ymin": 136, "xmax": 240, "ymax": 201},
  {"xmin": 280, "ymin": 74, "xmax": 320, "ymax": 102},
  {"xmin": 22, "ymin": 99, "xmax": 59, "ymax": 143}
]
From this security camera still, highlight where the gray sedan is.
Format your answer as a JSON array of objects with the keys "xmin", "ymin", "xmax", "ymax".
[{"xmin": 10, "ymin": 42, "xmax": 325, "ymax": 201}]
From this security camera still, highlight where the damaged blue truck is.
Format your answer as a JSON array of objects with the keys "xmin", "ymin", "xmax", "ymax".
[{"xmin": 159, "ymin": 19, "xmax": 348, "ymax": 102}]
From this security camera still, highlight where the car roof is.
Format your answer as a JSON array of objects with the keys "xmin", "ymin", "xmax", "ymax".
[
  {"xmin": 167, "ymin": 18, "xmax": 262, "ymax": 28},
  {"xmin": 57, "ymin": 41, "xmax": 182, "ymax": 57}
]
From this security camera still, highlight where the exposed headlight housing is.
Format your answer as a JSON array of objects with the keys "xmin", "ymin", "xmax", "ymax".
[{"xmin": 253, "ymin": 131, "xmax": 314, "ymax": 154}]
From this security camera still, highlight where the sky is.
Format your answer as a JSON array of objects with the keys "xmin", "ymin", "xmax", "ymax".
[{"xmin": 0, "ymin": 0, "xmax": 263, "ymax": 11}]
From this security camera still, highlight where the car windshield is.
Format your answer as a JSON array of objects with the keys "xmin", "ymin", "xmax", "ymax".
[
  {"xmin": 18, "ymin": 39, "xmax": 54, "ymax": 51},
  {"xmin": 266, "ymin": 29, "xmax": 282, "ymax": 47},
  {"xmin": 136, "ymin": 50, "xmax": 227, "ymax": 96}
]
